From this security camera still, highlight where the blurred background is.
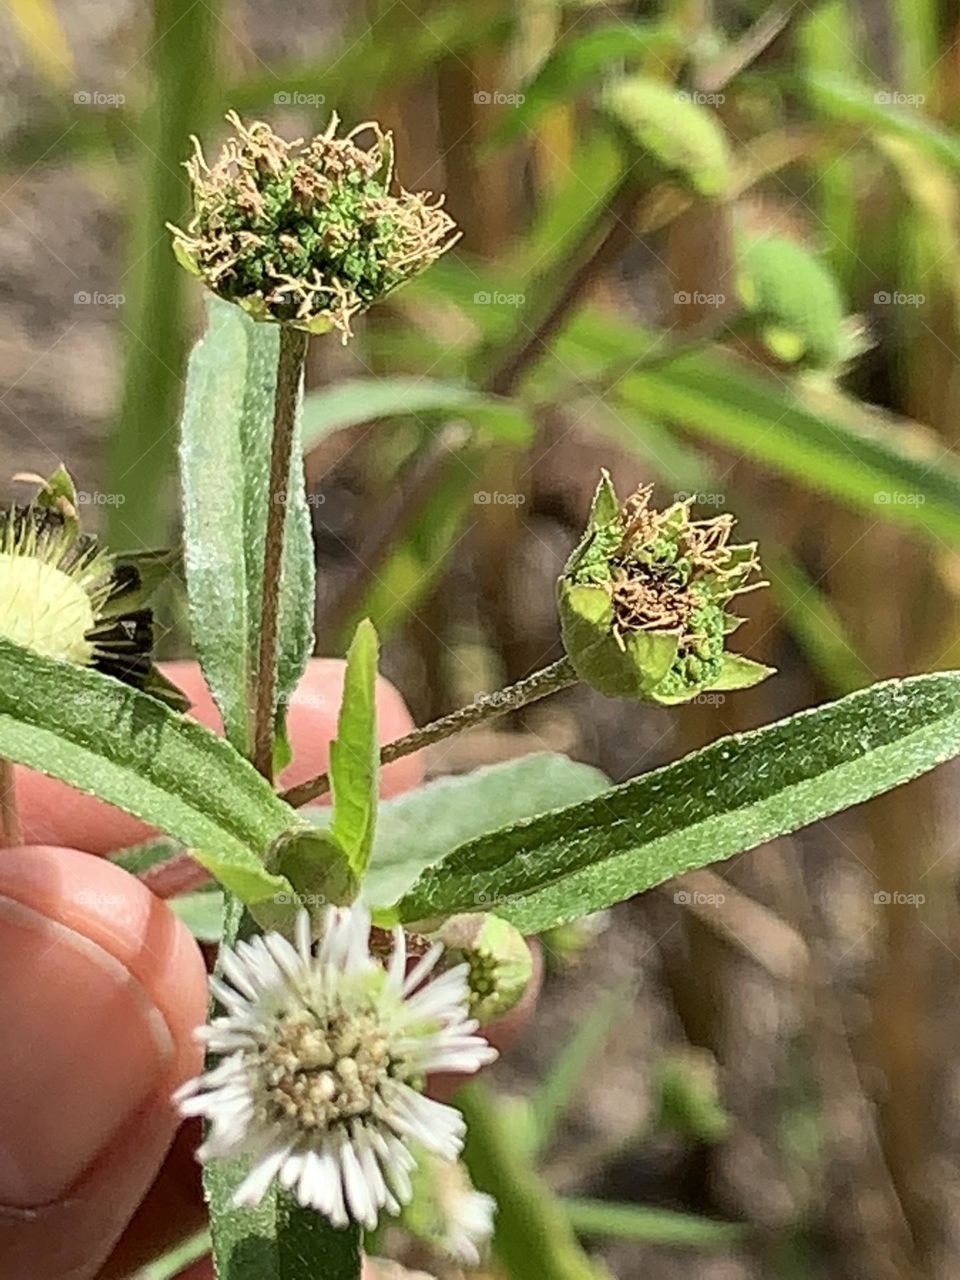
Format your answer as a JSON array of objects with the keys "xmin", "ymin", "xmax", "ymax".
[{"xmin": 5, "ymin": 1, "xmax": 960, "ymax": 1277}]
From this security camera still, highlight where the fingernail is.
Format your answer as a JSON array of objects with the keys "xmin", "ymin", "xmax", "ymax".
[{"xmin": 0, "ymin": 897, "xmax": 173, "ymax": 1207}]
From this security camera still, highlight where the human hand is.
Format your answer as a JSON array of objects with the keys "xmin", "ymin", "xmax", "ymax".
[{"xmin": 0, "ymin": 659, "xmax": 424, "ymax": 1280}]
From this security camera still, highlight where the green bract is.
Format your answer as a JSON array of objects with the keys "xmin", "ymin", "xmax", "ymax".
[
  {"xmin": 558, "ymin": 472, "xmax": 773, "ymax": 703},
  {"xmin": 171, "ymin": 112, "xmax": 459, "ymax": 339}
]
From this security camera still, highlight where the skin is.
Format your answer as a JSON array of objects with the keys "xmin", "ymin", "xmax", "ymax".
[{"xmin": 0, "ymin": 661, "xmax": 537, "ymax": 1280}]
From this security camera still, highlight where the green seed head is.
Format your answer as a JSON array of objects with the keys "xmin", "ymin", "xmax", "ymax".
[
  {"xmin": 436, "ymin": 913, "xmax": 533, "ymax": 1024},
  {"xmin": 171, "ymin": 112, "xmax": 459, "ymax": 338},
  {"xmin": 558, "ymin": 472, "xmax": 773, "ymax": 703}
]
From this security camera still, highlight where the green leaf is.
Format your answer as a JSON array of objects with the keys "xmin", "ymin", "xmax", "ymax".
[
  {"xmin": 169, "ymin": 889, "xmax": 224, "ymax": 942},
  {"xmin": 398, "ymin": 672, "xmax": 960, "ymax": 932},
  {"xmin": 314, "ymin": 753, "xmax": 609, "ymax": 911},
  {"xmin": 0, "ymin": 638, "xmax": 298, "ymax": 905},
  {"xmin": 563, "ymin": 1199, "xmax": 745, "ymax": 1247},
  {"xmin": 492, "ymin": 21, "xmax": 681, "ymax": 146},
  {"xmin": 616, "ymin": 349, "xmax": 960, "ymax": 544},
  {"xmin": 300, "ymin": 375, "xmax": 533, "ymax": 451},
  {"xmin": 804, "ymin": 71, "xmax": 960, "ymax": 176},
  {"xmin": 207, "ymin": 1160, "xmax": 361, "ymax": 1280},
  {"xmin": 328, "ymin": 620, "xmax": 380, "ymax": 880},
  {"xmin": 180, "ymin": 295, "xmax": 314, "ymax": 755},
  {"xmin": 600, "ymin": 74, "xmax": 731, "ymax": 195}
]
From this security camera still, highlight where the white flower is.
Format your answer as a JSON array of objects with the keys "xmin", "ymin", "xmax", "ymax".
[
  {"xmin": 434, "ymin": 1162, "xmax": 496, "ymax": 1265},
  {"xmin": 175, "ymin": 906, "xmax": 497, "ymax": 1229}
]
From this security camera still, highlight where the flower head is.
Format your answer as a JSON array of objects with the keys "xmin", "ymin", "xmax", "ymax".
[
  {"xmin": 0, "ymin": 476, "xmax": 184, "ymax": 708},
  {"xmin": 403, "ymin": 1148, "xmax": 496, "ymax": 1265},
  {"xmin": 175, "ymin": 906, "xmax": 496, "ymax": 1229},
  {"xmin": 558, "ymin": 472, "xmax": 773, "ymax": 703},
  {"xmin": 171, "ymin": 112, "xmax": 458, "ymax": 339}
]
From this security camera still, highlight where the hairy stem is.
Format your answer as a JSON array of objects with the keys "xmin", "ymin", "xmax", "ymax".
[
  {"xmin": 253, "ymin": 325, "xmax": 309, "ymax": 780},
  {"xmin": 0, "ymin": 758, "xmax": 21, "ymax": 848},
  {"xmin": 281, "ymin": 655, "xmax": 579, "ymax": 807}
]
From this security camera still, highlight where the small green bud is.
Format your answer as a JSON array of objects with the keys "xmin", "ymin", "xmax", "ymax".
[
  {"xmin": 170, "ymin": 111, "xmax": 458, "ymax": 339},
  {"xmin": 436, "ymin": 913, "xmax": 533, "ymax": 1023},
  {"xmin": 558, "ymin": 472, "xmax": 773, "ymax": 703}
]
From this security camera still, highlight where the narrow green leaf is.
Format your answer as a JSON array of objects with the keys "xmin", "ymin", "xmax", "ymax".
[
  {"xmin": 308, "ymin": 753, "xmax": 609, "ymax": 911},
  {"xmin": 0, "ymin": 638, "xmax": 298, "ymax": 904},
  {"xmin": 180, "ymin": 295, "xmax": 314, "ymax": 756},
  {"xmin": 398, "ymin": 672, "xmax": 960, "ymax": 932},
  {"xmin": 563, "ymin": 1199, "xmax": 746, "ymax": 1247},
  {"xmin": 300, "ymin": 376, "xmax": 532, "ymax": 451},
  {"xmin": 329, "ymin": 620, "xmax": 380, "ymax": 879},
  {"xmin": 804, "ymin": 71, "xmax": 960, "ymax": 176},
  {"xmin": 768, "ymin": 551, "xmax": 873, "ymax": 696},
  {"xmin": 531, "ymin": 983, "xmax": 633, "ymax": 1154},
  {"xmin": 617, "ymin": 349, "xmax": 960, "ymax": 544}
]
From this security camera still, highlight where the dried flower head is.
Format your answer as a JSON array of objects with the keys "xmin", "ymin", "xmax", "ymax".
[
  {"xmin": 558, "ymin": 472, "xmax": 773, "ymax": 703},
  {"xmin": 0, "ymin": 471, "xmax": 183, "ymax": 707},
  {"xmin": 171, "ymin": 112, "xmax": 458, "ymax": 339},
  {"xmin": 175, "ymin": 906, "xmax": 496, "ymax": 1230}
]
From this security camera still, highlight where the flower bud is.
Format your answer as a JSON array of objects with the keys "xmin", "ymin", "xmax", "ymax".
[
  {"xmin": 558, "ymin": 472, "xmax": 773, "ymax": 703},
  {"xmin": 171, "ymin": 112, "xmax": 458, "ymax": 339},
  {"xmin": 436, "ymin": 913, "xmax": 533, "ymax": 1023}
]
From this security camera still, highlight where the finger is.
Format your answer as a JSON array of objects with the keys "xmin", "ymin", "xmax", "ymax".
[
  {"xmin": 0, "ymin": 846, "xmax": 208, "ymax": 1280},
  {"xmin": 13, "ymin": 657, "xmax": 423, "ymax": 855}
]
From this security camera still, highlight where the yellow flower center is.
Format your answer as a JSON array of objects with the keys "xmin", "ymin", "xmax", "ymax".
[{"xmin": 0, "ymin": 552, "xmax": 96, "ymax": 664}]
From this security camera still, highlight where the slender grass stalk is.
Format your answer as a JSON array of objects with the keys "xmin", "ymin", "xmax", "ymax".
[
  {"xmin": 0, "ymin": 759, "xmax": 22, "ymax": 847},
  {"xmin": 105, "ymin": 0, "xmax": 219, "ymax": 548},
  {"xmin": 281, "ymin": 656, "xmax": 579, "ymax": 807},
  {"xmin": 253, "ymin": 327, "xmax": 309, "ymax": 780}
]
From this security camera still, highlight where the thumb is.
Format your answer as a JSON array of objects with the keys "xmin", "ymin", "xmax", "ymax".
[{"xmin": 0, "ymin": 846, "xmax": 207, "ymax": 1280}]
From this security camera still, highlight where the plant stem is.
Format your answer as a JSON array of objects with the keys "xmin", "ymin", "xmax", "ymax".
[
  {"xmin": 0, "ymin": 759, "xmax": 21, "ymax": 848},
  {"xmin": 253, "ymin": 326, "xmax": 309, "ymax": 780},
  {"xmin": 281, "ymin": 655, "xmax": 579, "ymax": 807}
]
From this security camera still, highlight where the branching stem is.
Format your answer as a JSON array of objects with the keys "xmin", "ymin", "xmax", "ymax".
[{"xmin": 281, "ymin": 656, "xmax": 579, "ymax": 808}]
